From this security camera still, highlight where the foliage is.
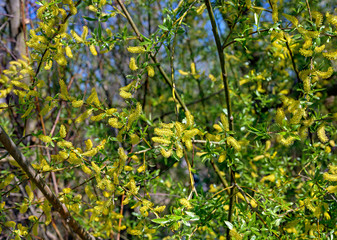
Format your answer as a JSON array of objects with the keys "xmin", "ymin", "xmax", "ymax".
[{"xmin": 0, "ymin": 0, "xmax": 337, "ymax": 239}]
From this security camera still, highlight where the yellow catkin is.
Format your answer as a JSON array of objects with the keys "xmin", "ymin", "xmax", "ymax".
[
  {"xmin": 71, "ymin": 30, "xmax": 83, "ymax": 43},
  {"xmin": 179, "ymin": 198, "xmax": 192, "ymax": 209},
  {"xmin": 326, "ymin": 185, "xmax": 337, "ymax": 193},
  {"xmin": 72, "ymin": 99, "xmax": 83, "ymax": 108},
  {"xmin": 299, "ymin": 48, "xmax": 313, "ymax": 57},
  {"xmin": 317, "ymin": 125, "xmax": 329, "ymax": 143},
  {"xmin": 227, "ymin": 136, "xmax": 241, "ymax": 151},
  {"xmin": 314, "ymin": 44, "xmax": 325, "ymax": 53},
  {"xmin": 290, "ymin": 109, "xmax": 304, "ymax": 124},
  {"xmin": 316, "ymin": 67, "xmax": 334, "ymax": 79},
  {"xmin": 85, "ymin": 139, "xmax": 93, "ymax": 151},
  {"xmin": 322, "ymin": 50, "xmax": 337, "ymax": 60},
  {"xmin": 271, "ymin": 0, "xmax": 278, "ymax": 22},
  {"xmin": 152, "ymin": 137, "xmax": 171, "ymax": 145},
  {"xmin": 21, "ymin": 105, "xmax": 34, "ymax": 118},
  {"xmin": 220, "ymin": 113, "xmax": 229, "ymax": 131},
  {"xmin": 154, "ymin": 128, "xmax": 174, "ymax": 137},
  {"xmin": 119, "ymin": 90, "xmax": 132, "ymax": 99},
  {"xmin": 312, "ymin": 11, "xmax": 323, "ymax": 27},
  {"xmin": 108, "ymin": 118, "xmax": 121, "ymax": 128},
  {"xmin": 265, "ymin": 140, "xmax": 271, "ymax": 151},
  {"xmin": 82, "ymin": 148, "xmax": 98, "ymax": 157},
  {"xmin": 160, "ymin": 148, "xmax": 172, "ymax": 158},
  {"xmin": 275, "ymin": 108, "xmax": 285, "ymax": 125},
  {"xmin": 81, "ymin": 26, "xmax": 88, "ymax": 40},
  {"xmin": 323, "ymin": 172, "xmax": 337, "ymax": 181},
  {"xmin": 218, "ymin": 152, "xmax": 226, "ymax": 163},
  {"xmin": 65, "ymin": 46, "xmax": 73, "ymax": 58},
  {"xmin": 282, "ymin": 13, "xmax": 298, "ymax": 26},
  {"xmin": 127, "ymin": 46, "xmax": 145, "ymax": 54},
  {"xmin": 59, "ymin": 125, "xmax": 67, "ymax": 138},
  {"xmin": 260, "ymin": 174, "xmax": 276, "ymax": 183},
  {"xmin": 147, "ymin": 66, "xmax": 155, "ymax": 77},
  {"xmin": 89, "ymin": 45, "xmax": 97, "ymax": 56},
  {"xmin": 190, "ymin": 62, "xmax": 196, "ymax": 75},
  {"xmin": 130, "ymin": 134, "xmax": 140, "ymax": 145},
  {"xmin": 229, "ymin": 228, "xmax": 242, "ymax": 240},
  {"xmin": 185, "ymin": 111, "xmax": 194, "ymax": 127},
  {"xmin": 106, "ymin": 108, "xmax": 117, "ymax": 115},
  {"xmin": 38, "ymin": 135, "xmax": 52, "ymax": 143},
  {"xmin": 185, "ymin": 139, "xmax": 193, "ymax": 151},
  {"xmin": 209, "ymin": 74, "xmax": 216, "ymax": 82},
  {"xmin": 129, "ymin": 57, "xmax": 138, "ymax": 71}
]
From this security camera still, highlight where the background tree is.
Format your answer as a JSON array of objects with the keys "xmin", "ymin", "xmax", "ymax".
[{"xmin": 0, "ymin": 0, "xmax": 337, "ymax": 239}]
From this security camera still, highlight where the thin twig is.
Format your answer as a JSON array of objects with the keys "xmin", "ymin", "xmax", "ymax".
[{"xmin": 115, "ymin": 0, "xmax": 189, "ymax": 112}]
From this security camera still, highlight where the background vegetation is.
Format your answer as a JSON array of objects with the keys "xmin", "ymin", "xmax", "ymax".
[{"xmin": 0, "ymin": 0, "xmax": 337, "ymax": 239}]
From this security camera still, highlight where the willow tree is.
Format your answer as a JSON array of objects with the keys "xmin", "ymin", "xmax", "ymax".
[{"xmin": 0, "ymin": 0, "xmax": 337, "ymax": 239}]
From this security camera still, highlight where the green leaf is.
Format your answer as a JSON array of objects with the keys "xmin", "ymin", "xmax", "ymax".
[
  {"xmin": 224, "ymin": 221, "xmax": 233, "ymax": 230},
  {"xmin": 151, "ymin": 218, "xmax": 170, "ymax": 225}
]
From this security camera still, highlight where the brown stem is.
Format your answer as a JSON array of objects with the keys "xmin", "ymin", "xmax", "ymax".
[{"xmin": 0, "ymin": 126, "xmax": 95, "ymax": 240}]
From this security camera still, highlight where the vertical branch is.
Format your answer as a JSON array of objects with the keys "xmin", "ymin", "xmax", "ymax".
[{"xmin": 204, "ymin": 1, "xmax": 235, "ymax": 239}]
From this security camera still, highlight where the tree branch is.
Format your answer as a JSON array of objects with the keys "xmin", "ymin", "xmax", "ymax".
[{"xmin": 0, "ymin": 125, "xmax": 95, "ymax": 240}]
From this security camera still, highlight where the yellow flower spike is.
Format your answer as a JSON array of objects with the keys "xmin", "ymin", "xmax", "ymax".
[
  {"xmin": 323, "ymin": 172, "xmax": 337, "ymax": 181},
  {"xmin": 160, "ymin": 148, "xmax": 172, "ymax": 158},
  {"xmin": 65, "ymin": 46, "xmax": 73, "ymax": 58},
  {"xmin": 127, "ymin": 46, "xmax": 146, "ymax": 54},
  {"xmin": 71, "ymin": 30, "xmax": 83, "ymax": 43},
  {"xmin": 326, "ymin": 185, "xmax": 337, "ymax": 193},
  {"xmin": 213, "ymin": 124, "xmax": 222, "ymax": 131},
  {"xmin": 154, "ymin": 128, "xmax": 174, "ymax": 137},
  {"xmin": 137, "ymin": 164, "xmax": 146, "ymax": 173},
  {"xmin": 178, "ymin": 69, "xmax": 189, "ymax": 75},
  {"xmin": 81, "ymin": 26, "xmax": 88, "ymax": 40},
  {"xmin": 152, "ymin": 137, "xmax": 171, "ymax": 145},
  {"xmin": 59, "ymin": 124, "xmax": 67, "ymax": 138},
  {"xmin": 218, "ymin": 152, "xmax": 226, "ymax": 163},
  {"xmin": 72, "ymin": 99, "xmax": 83, "ymax": 108},
  {"xmin": 190, "ymin": 62, "xmax": 196, "ymax": 75},
  {"xmin": 227, "ymin": 136, "xmax": 241, "ymax": 151},
  {"xmin": 282, "ymin": 13, "xmax": 299, "ymax": 26},
  {"xmin": 185, "ymin": 111, "xmax": 194, "ymax": 127},
  {"xmin": 21, "ymin": 105, "xmax": 34, "ymax": 118},
  {"xmin": 314, "ymin": 44, "xmax": 325, "ymax": 53},
  {"xmin": 89, "ymin": 45, "xmax": 98, "ymax": 56},
  {"xmin": 220, "ymin": 113, "xmax": 229, "ymax": 131},
  {"xmin": 229, "ymin": 227, "xmax": 243, "ymax": 238},
  {"xmin": 260, "ymin": 174, "xmax": 276, "ymax": 183},
  {"xmin": 265, "ymin": 140, "xmax": 271, "ymax": 151},
  {"xmin": 322, "ymin": 50, "xmax": 337, "ymax": 60},
  {"xmin": 154, "ymin": 205, "xmax": 166, "ymax": 213},
  {"xmin": 317, "ymin": 125, "xmax": 329, "ymax": 143},
  {"xmin": 250, "ymin": 198, "xmax": 258, "ymax": 208},
  {"xmin": 38, "ymin": 135, "xmax": 52, "ymax": 143},
  {"xmin": 147, "ymin": 65, "xmax": 155, "ymax": 77},
  {"xmin": 85, "ymin": 139, "xmax": 93, "ymax": 151},
  {"xmin": 81, "ymin": 164, "xmax": 92, "ymax": 175},
  {"xmin": 179, "ymin": 198, "xmax": 192, "ymax": 209},
  {"xmin": 86, "ymin": 88, "xmax": 100, "ymax": 107},
  {"xmin": 129, "ymin": 57, "xmax": 138, "ymax": 71},
  {"xmin": 130, "ymin": 134, "xmax": 140, "ymax": 145},
  {"xmin": 209, "ymin": 74, "xmax": 216, "ymax": 82},
  {"xmin": 299, "ymin": 48, "xmax": 313, "ymax": 57},
  {"xmin": 119, "ymin": 90, "xmax": 132, "ymax": 99}
]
